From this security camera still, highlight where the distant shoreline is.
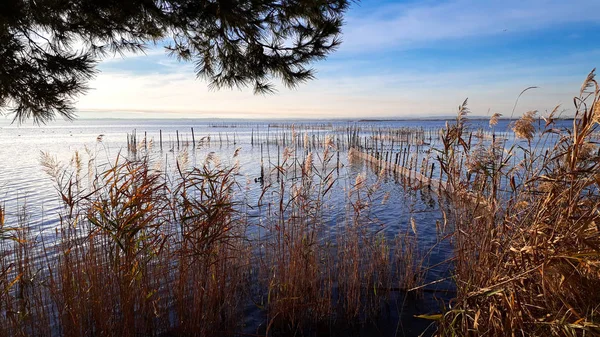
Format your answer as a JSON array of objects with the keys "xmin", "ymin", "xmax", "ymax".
[{"xmin": 64, "ymin": 116, "xmax": 577, "ymax": 122}]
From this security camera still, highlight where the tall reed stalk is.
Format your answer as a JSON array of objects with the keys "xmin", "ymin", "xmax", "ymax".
[{"xmin": 437, "ymin": 70, "xmax": 600, "ymax": 336}]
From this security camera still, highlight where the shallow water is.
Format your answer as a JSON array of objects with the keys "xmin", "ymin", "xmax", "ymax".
[{"xmin": 0, "ymin": 117, "xmax": 573, "ymax": 336}]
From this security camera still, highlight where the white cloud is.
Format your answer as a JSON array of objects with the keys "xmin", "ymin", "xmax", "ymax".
[{"xmin": 342, "ymin": 0, "xmax": 600, "ymax": 51}]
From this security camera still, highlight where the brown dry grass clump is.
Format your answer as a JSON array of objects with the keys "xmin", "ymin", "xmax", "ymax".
[
  {"xmin": 0, "ymin": 133, "xmax": 425, "ymax": 336},
  {"xmin": 437, "ymin": 69, "xmax": 600, "ymax": 336}
]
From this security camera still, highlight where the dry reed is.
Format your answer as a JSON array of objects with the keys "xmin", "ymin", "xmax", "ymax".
[{"xmin": 437, "ymin": 69, "xmax": 600, "ymax": 336}]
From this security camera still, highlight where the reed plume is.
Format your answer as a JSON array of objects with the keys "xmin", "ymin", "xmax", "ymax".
[
  {"xmin": 512, "ymin": 110, "xmax": 537, "ymax": 141},
  {"xmin": 489, "ymin": 112, "xmax": 501, "ymax": 127}
]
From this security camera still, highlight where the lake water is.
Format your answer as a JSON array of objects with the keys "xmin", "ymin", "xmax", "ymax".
[
  {"xmin": 0, "ymin": 117, "xmax": 573, "ymax": 336},
  {"xmin": 0, "ymin": 116, "xmax": 570, "ymax": 229}
]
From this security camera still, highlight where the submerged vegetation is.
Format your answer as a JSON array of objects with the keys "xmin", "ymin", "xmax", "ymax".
[{"xmin": 0, "ymin": 70, "xmax": 599, "ymax": 336}]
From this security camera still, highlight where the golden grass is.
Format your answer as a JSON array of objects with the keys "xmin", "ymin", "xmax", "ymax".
[
  {"xmin": 0, "ymin": 134, "xmax": 426, "ymax": 336},
  {"xmin": 489, "ymin": 113, "xmax": 502, "ymax": 128},
  {"xmin": 436, "ymin": 69, "xmax": 600, "ymax": 336},
  {"xmin": 512, "ymin": 110, "xmax": 537, "ymax": 141}
]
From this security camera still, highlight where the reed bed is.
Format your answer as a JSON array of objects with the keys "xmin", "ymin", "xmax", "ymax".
[
  {"xmin": 435, "ymin": 70, "xmax": 600, "ymax": 336},
  {"xmin": 0, "ymin": 132, "xmax": 432, "ymax": 336}
]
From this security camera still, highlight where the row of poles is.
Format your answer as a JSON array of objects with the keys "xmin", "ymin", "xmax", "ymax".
[{"xmin": 126, "ymin": 125, "xmax": 507, "ymax": 187}]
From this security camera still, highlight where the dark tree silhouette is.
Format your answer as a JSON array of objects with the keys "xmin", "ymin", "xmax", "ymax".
[{"xmin": 0, "ymin": 0, "xmax": 350, "ymax": 123}]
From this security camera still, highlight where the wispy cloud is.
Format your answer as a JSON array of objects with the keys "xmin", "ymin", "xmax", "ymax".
[{"xmin": 342, "ymin": 0, "xmax": 600, "ymax": 51}]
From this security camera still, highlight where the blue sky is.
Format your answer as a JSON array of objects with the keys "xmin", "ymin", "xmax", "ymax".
[{"xmin": 77, "ymin": 0, "xmax": 600, "ymax": 119}]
